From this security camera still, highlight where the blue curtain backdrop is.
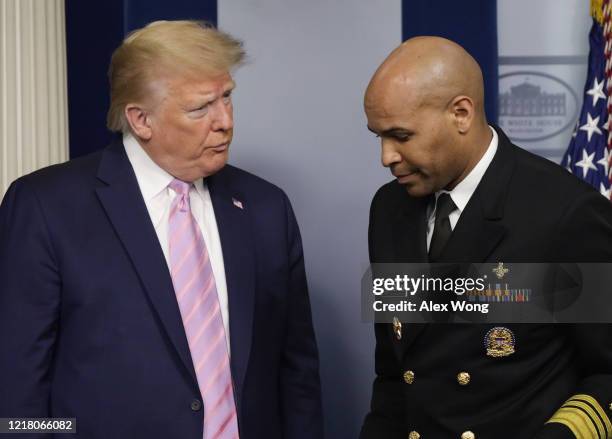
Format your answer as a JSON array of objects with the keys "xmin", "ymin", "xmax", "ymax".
[
  {"xmin": 402, "ymin": 0, "xmax": 499, "ymax": 123},
  {"xmin": 65, "ymin": 0, "xmax": 217, "ymax": 158}
]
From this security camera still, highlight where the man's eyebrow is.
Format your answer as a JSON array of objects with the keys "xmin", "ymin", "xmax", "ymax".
[
  {"xmin": 193, "ymin": 91, "xmax": 216, "ymax": 101},
  {"xmin": 194, "ymin": 82, "xmax": 236, "ymax": 101},
  {"xmin": 223, "ymin": 81, "xmax": 236, "ymax": 93},
  {"xmin": 368, "ymin": 126, "xmax": 414, "ymax": 136}
]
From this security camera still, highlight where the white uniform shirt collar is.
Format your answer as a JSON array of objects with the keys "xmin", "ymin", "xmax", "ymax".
[{"xmin": 435, "ymin": 126, "xmax": 498, "ymax": 212}]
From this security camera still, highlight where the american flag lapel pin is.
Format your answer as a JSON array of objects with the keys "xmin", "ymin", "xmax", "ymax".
[{"xmin": 232, "ymin": 197, "xmax": 244, "ymax": 210}]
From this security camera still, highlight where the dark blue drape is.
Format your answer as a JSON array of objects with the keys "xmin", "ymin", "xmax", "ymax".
[
  {"xmin": 124, "ymin": 0, "xmax": 217, "ymax": 33},
  {"xmin": 65, "ymin": 0, "xmax": 217, "ymax": 158},
  {"xmin": 402, "ymin": 0, "xmax": 499, "ymax": 123}
]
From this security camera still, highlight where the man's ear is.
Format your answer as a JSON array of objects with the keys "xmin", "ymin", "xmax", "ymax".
[
  {"xmin": 449, "ymin": 95, "xmax": 474, "ymax": 134},
  {"xmin": 125, "ymin": 104, "xmax": 153, "ymax": 140}
]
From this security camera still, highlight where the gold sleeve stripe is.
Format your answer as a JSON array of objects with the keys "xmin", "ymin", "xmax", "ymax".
[
  {"xmin": 546, "ymin": 394, "xmax": 612, "ymax": 439},
  {"xmin": 565, "ymin": 402, "xmax": 606, "ymax": 439},
  {"xmin": 569, "ymin": 394, "xmax": 612, "ymax": 437},
  {"xmin": 547, "ymin": 408, "xmax": 599, "ymax": 439}
]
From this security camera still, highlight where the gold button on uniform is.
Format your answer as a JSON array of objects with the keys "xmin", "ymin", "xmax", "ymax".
[
  {"xmin": 408, "ymin": 431, "xmax": 420, "ymax": 439},
  {"xmin": 403, "ymin": 370, "xmax": 415, "ymax": 384},
  {"xmin": 457, "ymin": 372, "xmax": 471, "ymax": 385},
  {"xmin": 461, "ymin": 431, "xmax": 475, "ymax": 439}
]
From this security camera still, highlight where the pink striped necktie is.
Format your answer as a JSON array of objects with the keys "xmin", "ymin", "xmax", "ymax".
[{"xmin": 167, "ymin": 178, "xmax": 239, "ymax": 439}]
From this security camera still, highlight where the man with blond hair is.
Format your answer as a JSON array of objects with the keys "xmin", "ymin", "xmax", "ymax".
[{"xmin": 0, "ymin": 21, "xmax": 323, "ymax": 439}]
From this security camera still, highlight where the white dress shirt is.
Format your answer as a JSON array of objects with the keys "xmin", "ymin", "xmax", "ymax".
[
  {"xmin": 426, "ymin": 127, "xmax": 499, "ymax": 251},
  {"xmin": 123, "ymin": 134, "xmax": 231, "ymax": 352}
]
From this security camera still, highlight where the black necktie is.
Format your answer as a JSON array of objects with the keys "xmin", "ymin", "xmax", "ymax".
[{"xmin": 428, "ymin": 193, "xmax": 457, "ymax": 262}]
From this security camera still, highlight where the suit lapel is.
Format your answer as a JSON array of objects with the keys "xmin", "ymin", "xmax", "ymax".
[
  {"xmin": 439, "ymin": 126, "xmax": 515, "ymax": 263},
  {"xmin": 95, "ymin": 141, "xmax": 199, "ymax": 389},
  {"xmin": 438, "ymin": 196, "xmax": 507, "ymax": 263},
  {"xmin": 392, "ymin": 195, "xmax": 430, "ymax": 263},
  {"xmin": 393, "ymin": 127, "xmax": 516, "ymax": 354},
  {"xmin": 432, "ymin": 128, "xmax": 514, "ymax": 324},
  {"xmin": 207, "ymin": 169, "xmax": 255, "ymax": 412}
]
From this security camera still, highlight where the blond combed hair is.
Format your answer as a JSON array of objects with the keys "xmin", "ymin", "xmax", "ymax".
[{"xmin": 107, "ymin": 20, "xmax": 246, "ymax": 133}]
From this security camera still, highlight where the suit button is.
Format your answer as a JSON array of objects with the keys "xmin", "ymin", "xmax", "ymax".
[
  {"xmin": 403, "ymin": 370, "xmax": 415, "ymax": 384},
  {"xmin": 408, "ymin": 431, "xmax": 420, "ymax": 439},
  {"xmin": 461, "ymin": 431, "xmax": 475, "ymax": 439},
  {"xmin": 457, "ymin": 372, "xmax": 471, "ymax": 385},
  {"xmin": 191, "ymin": 399, "xmax": 202, "ymax": 411}
]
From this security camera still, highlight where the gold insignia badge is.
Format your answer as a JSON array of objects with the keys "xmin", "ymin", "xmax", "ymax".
[
  {"xmin": 493, "ymin": 262, "xmax": 509, "ymax": 279},
  {"xmin": 484, "ymin": 326, "xmax": 515, "ymax": 358},
  {"xmin": 392, "ymin": 316, "xmax": 402, "ymax": 340}
]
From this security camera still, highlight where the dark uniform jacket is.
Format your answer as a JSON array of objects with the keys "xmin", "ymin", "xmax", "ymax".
[{"xmin": 360, "ymin": 127, "xmax": 612, "ymax": 439}]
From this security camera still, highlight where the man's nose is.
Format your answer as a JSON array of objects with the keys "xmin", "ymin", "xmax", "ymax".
[
  {"xmin": 381, "ymin": 141, "xmax": 401, "ymax": 168},
  {"xmin": 210, "ymin": 100, "xmax": 234, "ymax": 131}
]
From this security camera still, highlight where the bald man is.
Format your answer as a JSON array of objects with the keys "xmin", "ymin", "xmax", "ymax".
[{"xmin": 361, "ymin": 37, "xmax": 612, "ymax": 439}]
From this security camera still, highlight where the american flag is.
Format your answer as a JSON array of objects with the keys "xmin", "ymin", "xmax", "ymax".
[
  {"xmin": 562, "ymin": 0, "xmax": 612, "ymax": 200},
  {"xmin": 232, "ymin": 197, "xmax": 244, "ymax": 210}
]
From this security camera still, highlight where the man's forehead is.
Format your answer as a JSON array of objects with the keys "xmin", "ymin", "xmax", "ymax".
[
  {"xmin": 160, "ymin": 71, "xmax": 234, "ymax": 95},
  {"xmin": 365, "ymin": 91, "xmax": 422, "ymax": 134},
  {"xmin": 195, "ymin": 77, "xmax": 235, "ymax": 95},
  {"xmin": 367, "ymin": 78, "xmax": 421, "ymax": 108},
  {"xmin": 365, "ymin": 89, "xmax": 419, "ymax": 119},
  {"xmin": 364, "ymin": 89, "xmax": 395, "ymax": 118},
  {"xmin": 367, "ymin": 117, "xmax": 413, "ymax": 134}
]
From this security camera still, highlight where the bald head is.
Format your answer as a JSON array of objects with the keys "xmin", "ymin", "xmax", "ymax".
[
  {"xmin": 364, "ymin": 37, "xmax": 493, "ymax": 197},
  {"xmin": 366, "ymin": 36, "xmax": 485, "ymax": 120}
]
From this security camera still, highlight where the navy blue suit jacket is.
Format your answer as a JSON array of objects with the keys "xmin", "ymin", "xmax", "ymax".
[{"xmin": 0, "ymin": 140, "xmax": 323, "ymax": 439}]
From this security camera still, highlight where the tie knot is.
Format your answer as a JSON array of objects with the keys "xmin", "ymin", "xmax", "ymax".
[
  {"xmin": 434, "ymin": 193, "xmax": 457, "ymax": 222},
  {"xmin": 169, "ymin": 178, "xmax": 191, "ymax": 196}
]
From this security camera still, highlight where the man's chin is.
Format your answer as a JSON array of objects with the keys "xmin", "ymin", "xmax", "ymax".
[
  {"xmin": 197, "ymin": 150, "xmax": 229, "ymax": 176},
  {"xmin": 177, "ymin": 158, "xmax": 228, "ymax": 182},
  {"xmin": 198, "ymin": 165, "xmax": 226, "ymax": 180},
  {"xmin": 403, "ymin": 183, "xmax": 434, "ymax": 198}
]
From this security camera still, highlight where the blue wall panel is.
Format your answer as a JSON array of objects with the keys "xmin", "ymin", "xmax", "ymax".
[
  {"xmin": 402, "ymin": 0, "xmax": 499, "ymax": 123},
  {"xmin": 124, "ymin": 0, "xmax": 217, "ymax": 33},
  {"xmin": 65, "ymin": 0, "xmax": 125, "ymax": 158}
]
